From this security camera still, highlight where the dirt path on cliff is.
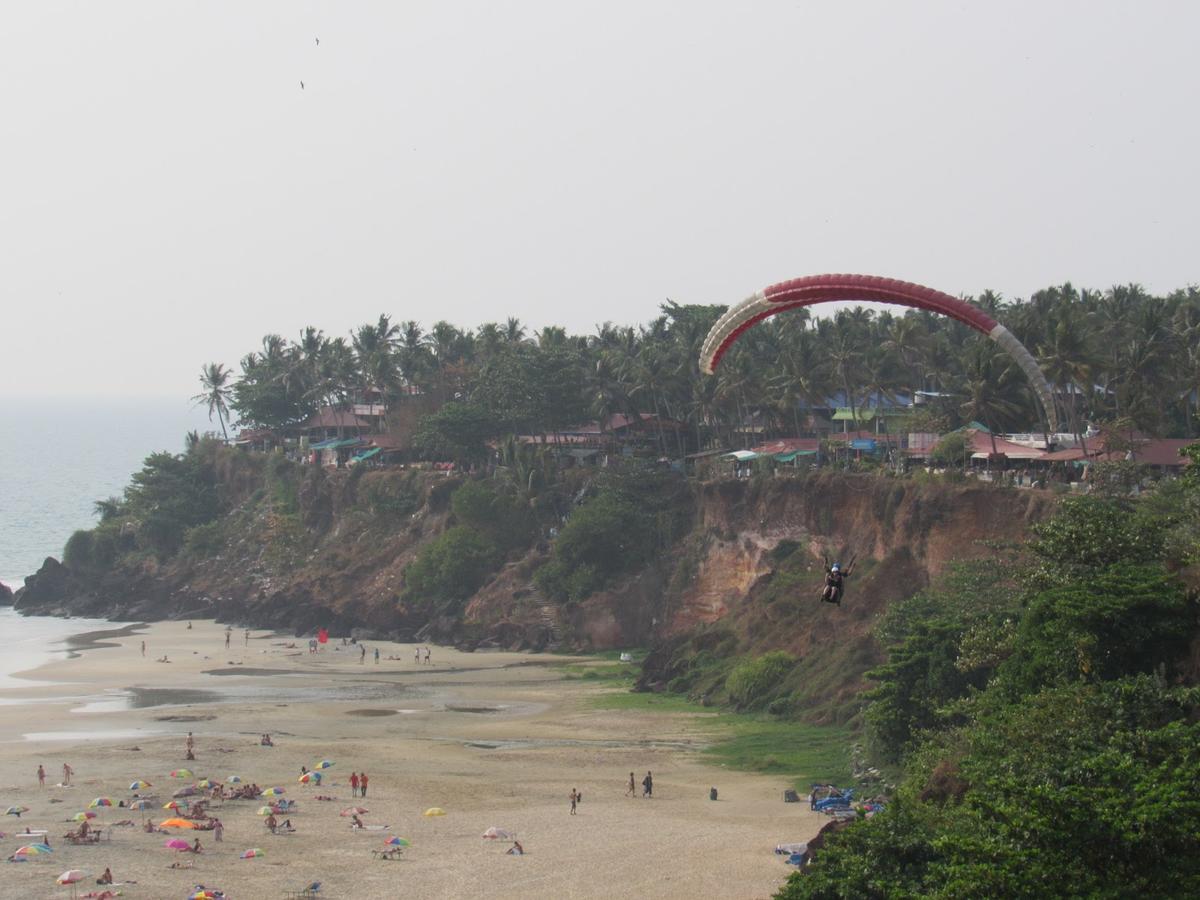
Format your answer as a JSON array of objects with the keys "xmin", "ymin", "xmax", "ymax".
[{"xmin": 0, "ymin": 620, "xmax": 823, "ymax": 899}]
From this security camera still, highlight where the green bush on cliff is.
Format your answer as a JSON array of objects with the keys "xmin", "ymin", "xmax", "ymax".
[
  {"xmin": 725, "ymin": 651, "xmax": 796, "ymax": 710},
  {"xmin": 63, "ymin": 530, "xmax": 95, "ymax": 570},
  {"xmin": 360, "ymin": 471, "xmax": 421, "ymax": 521},
  {"xmin": 403, "ymin": 526, "xmax": 499, "ymax": 611},
  {"xmin": 450, "ymin": 480, "xmax": 532, "ymax": 550},
  {"xmin": 535, "ymin": 492, "xmax": 654, "ymax": 601}
]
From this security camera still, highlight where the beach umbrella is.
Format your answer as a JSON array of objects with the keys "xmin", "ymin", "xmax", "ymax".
[
  {"xmin": 256, "ymin": 806, "xmax": 275, "ymax": 816},
  {"xmin": 56, "ymin": 868, "xmax": 86, "ymax": 899},
  {"xmin": 163, "ymin": 838, "xmax": 191, "ymax": 851},
  {"xmin": 315, "ymin": 760, "xmax": 334, "ymax": 769},
  {"xmin": 72, "ymin": 812, "xmax": 98, "ymax": 822},
  {"xmin": 170, "ymin": 769, "xmax": 193, "ymax": 779},
  {"xmin": 385, "ymin": 836, "xmax": 410, "ymax": 847},
  {"xmin": 259, "ymin": 787, "xmax": 285, "ymax": 797},
  {"xmin": 174, "ymin": 786, "xmax": 199, "ymax": 798},
  {"xmin": 189, "ymin": 892, "xmax": 222, "ymax": 900},
  {"xmin": 5, "ymin": 806, "xmax": 29, "ymax": 816},
  {"xmin": 159, "ymin": 818, "xmax": 197, "ymax": 829},
  {"xmin": 15, "ymin": 843, "xmax": 53, "ymax": 856},
  {"xmin": 197, "ymin": 779, "xmax": 216, "ymax": 789},
  {"xmin": 298, "ymin": 771, "xmax": 321, "ymax": 784},
  {"xmin": 240, "ymin": 848, "xmax": 265, "ymax": 859},
  {"xmin": 129, "ymin": 780, "xmax": 151, "ymax": 791},
  {"xmin": 130, "ymin": 799, "xmax": 152, "ymax": 809},
  {"xmin": 481, "ymin": 826, "xmax": 513, "ymax": 840},
  {"xmin": 340, "ymin": 807, "xmax": 368, "ymax": 816},
  {"xmin": 423, "ymin": 807, "xmax": 446, "ymax": 817},
  {"xmin": 226, "ymin": 776, "xmax": 242, "ymax": 784},
  {"xmin": 87, "ymin": 798, "xmax": 113, "ymax": 809},
  {"xmin": 163, "ymin": 801, "xmax": 185, "ymax": 810}
]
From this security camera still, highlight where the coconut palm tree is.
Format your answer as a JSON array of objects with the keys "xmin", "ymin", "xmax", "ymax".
[{"xmin": 193, "ymin": 362, "xmax": 233, "ymax": 441}]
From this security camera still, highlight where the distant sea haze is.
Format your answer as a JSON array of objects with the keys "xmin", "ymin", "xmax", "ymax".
[{"xmin": 0, "ymin": 396, "xmax": 214, "ymax": 590}]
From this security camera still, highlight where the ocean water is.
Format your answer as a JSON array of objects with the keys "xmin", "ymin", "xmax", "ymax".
[
  {"xmin": 0, "ymin": 607, "xmax": 119, "ymax": 688},
  {"xmin": 0, "ymin": 396, "xmax": 213, "ymax": 590}
]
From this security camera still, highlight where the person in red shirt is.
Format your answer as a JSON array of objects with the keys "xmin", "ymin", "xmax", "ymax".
[
  {"xmin": 350, "ymin": 772, "xmax": 360, "ymax": 797},
  {"xmin": 360, "ymin": 773, "xmax": 368, "ymax": 799}
]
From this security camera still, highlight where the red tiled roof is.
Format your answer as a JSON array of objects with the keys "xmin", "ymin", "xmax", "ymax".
[{"xmin": 1044, "ymin": 438, "xmax": 1193, "ymax": 467}]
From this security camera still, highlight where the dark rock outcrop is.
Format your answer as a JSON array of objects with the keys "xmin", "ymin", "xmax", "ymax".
[{"xmin": 0, "ymin": 579, "xmax": 13, "ymax": 606}]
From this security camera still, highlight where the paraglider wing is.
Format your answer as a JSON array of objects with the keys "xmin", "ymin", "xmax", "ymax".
[{"xmin": 698, "ymin": 274, "xmax": 1058, "ymax": 433}]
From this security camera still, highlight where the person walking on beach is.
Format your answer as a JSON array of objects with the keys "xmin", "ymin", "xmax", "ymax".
[
  {"xmin": 642, "ymin": 771, "xmax": 652, "ymax": 799},
  {"xmin": 414, "ymin": 647, "xmax": 420, "ymax": 664},
  {"xmin": 350, "ymin": 772, "xmax": 360, "ymax": 797},
  {"xmin": 360, "ymin": 645, "xmax": 366, "ymax": 664},
  {"xmin": 186, "ymin": 732, "xmax": 194, "ymax": 753},
  {"xmin": 625, "ymin": 772, "xmax": 635, "ymax": 797},
  {"xmin": 37, "ymin": 765, "xmax": 45, "ymax": 788},
  {"xmin": 140, "ymin": 640, "xmax": 146, "ymax": 657},
  {"xmin": 62, "ymin": 763, "xmax": 73, "ymax": 786},
  {"xmin": 245, "ymin": 629, "xmax": 250, "ymax": 645},
  {"xmin": 360, "ymin": 773, "xmax": 368, "ymax": 799},
  {"xmin": 570, "ymin": 788, "xmax": 578, "ymax": 815},
  {"xmin": 424, "ymin": 646, "xmax": 431, "ymax": 665},
  {"xmin": 213, "ymin": 818, "xmax": 223, "ymax": 842},
  {"xmin": 374, "ymin": 647, "xmax": 380, "ymax": 664}
]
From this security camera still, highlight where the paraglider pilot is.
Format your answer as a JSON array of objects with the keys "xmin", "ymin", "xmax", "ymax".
[{"xmin": 821, "ymin": 555, "xmax": 855, "ymax": 606}]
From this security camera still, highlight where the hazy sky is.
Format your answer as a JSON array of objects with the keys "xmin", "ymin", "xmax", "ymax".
[{"xmin": 4, "ymin": 1, "xmax": 1197, "ymax": 399}]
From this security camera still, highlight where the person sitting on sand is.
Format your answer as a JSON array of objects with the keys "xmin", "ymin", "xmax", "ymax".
[
  {"xmin": 507, "ymin": 840, "xmax": 524, "ymax": 856},
  {"xmin": 350, "ymin": 814, "xmax": 364, "ymax": 830},
  {"xmin": 280, "ymin": 818, "xmax": 295, "ymax": 832},
  {"xmin": 97, "ymin": 867, "xmax": 113, "ymax": 885},
  {"xmin": 157, "ymin": 655, "xmax": 170, "ymax": 663},
  {"xmin": 189, "ymin": 838, "xmax": 202, "ymax": 853},
  {"xmin": 261, "ymin": 734, "xmax": 274, "ymax": 747}
]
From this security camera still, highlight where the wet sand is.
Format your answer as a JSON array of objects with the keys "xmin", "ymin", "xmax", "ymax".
[{"xmin": 0, "ymin": 621, "xmax": 823, "ymax": 899}]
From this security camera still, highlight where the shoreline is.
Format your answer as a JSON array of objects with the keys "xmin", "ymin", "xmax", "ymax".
[{"xmin": 0, "ymin": 618, "xmax": 822, "ymax": 898}]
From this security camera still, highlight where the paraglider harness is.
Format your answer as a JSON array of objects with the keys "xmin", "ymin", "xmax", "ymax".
[{"xmin": 821, "ymin": 554, "xmax": 856, "ymax": 606}]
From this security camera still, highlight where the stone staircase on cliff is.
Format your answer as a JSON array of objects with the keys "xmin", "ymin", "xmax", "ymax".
[{"xmin": 536, "ymin": 601, "xmax": 563, "ymax": 648}]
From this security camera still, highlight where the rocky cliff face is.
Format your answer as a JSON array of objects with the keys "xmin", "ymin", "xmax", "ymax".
[{"xmin": 13, "ymin": 461, "xmax": 1055, "ymax": 683}]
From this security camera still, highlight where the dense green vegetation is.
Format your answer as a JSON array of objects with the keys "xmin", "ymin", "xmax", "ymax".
[
  {"xmin": 206, "ymin": 286, "xmax": 1200, "ymax": 453},
  {"xmin": 64, "ymin": 436, "xmax": 228, "ymax": 568},
  {"xmin": 777, "ymin": 464, "xmax": 1200, "ymax": 899}
]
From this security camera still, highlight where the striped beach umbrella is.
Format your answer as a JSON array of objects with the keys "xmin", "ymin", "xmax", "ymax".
[
  {"xmin": 259, "ymin": 787, "xmax": 285, "ymax": 797},
  {"xmin": 240, "ymin": 847, "xmax": 266, "ymax": 859},
  {"xmin": 88, "ymin": 798, "xmax": 113, "ymax": 809},
  {"xmin": 129, "ymin": 780, "xmax": 151, "ymax": 791},
  {"xmin": 170, "ymin": 769, "xmax": 193, "ymax": 779}
]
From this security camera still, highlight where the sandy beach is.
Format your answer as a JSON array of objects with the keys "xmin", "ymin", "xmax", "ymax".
[{"xmin": 0, "ymin": 620, "xmax": 823, "ymax": 899}]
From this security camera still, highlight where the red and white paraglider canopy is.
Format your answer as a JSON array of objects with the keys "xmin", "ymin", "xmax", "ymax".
[{"xmin": 698, "ymin": 273, "xmax": 1058, "ymax": 433}]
